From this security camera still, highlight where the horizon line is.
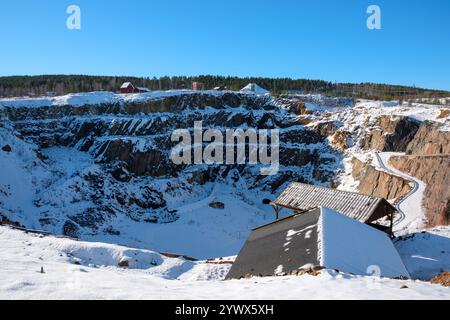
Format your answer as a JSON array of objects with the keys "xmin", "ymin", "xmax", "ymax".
[{"xmin": 0, "ymin": 73, "xmax": 449, "ymax": 93}]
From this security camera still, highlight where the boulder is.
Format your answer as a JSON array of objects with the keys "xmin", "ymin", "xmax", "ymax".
[
  {"xmin": 63, "ymin": 220, "xmax": 79, "ymax": 239},
  {"xmin": 1, "ymin": 144, "xmax": 12, "ymax": 152},
  {"xmin": 118, "ymin": 259, "xmax": 129, "ymax": 268},
  {"xmin": 209, "ymin": 202, "xmax": 225, "ymax": 210}
]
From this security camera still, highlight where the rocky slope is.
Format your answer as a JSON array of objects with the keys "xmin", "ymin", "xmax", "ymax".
[
  {"xmin": 406, "ymin": 121, "xmax": 450, "ymax": 155},
  {"xmin": 361, "ymin": 115, "xmax": 421, "ymax": 152},
  {"xmin": 349, "ymin": 115, "xmax": 420, "ymax": 201},
  {"xmin": 351, "ymin": 115, "xmax": 450, "ymax": 228},
  {"xmin": 351, "ymin": 157, "xmax": 411, "ymax": 200},
  {"xmin": 388, "ymin": 120, "xmax": 450, "ymax": 226},
  {"xmin": 0, "ymin": 91, "xmax": 343, "ymax": 255},
  {"xmin": 1, "ymin": 92, "xmax": 449, "ymax": 256}
]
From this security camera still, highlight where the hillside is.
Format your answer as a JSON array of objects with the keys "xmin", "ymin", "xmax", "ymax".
[
  {"xmin": 0, "ymin": 89, "xmax": 449, "ymax": 299},
  {"xmin": 1, "ymin": 75, "xmax": 449, "ymax": 101}
]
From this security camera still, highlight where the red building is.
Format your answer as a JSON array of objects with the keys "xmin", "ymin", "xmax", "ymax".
[
  {"xmin": 120, "ymin": 82, "xmax": 151, "ymax": 94},
  {"xmin": 120, "ymin": 82, "xmax": 135, "ymax": 94},
  {"xmin": 192, "ymin": 82, "xmax": 205, "ymax": 91}
]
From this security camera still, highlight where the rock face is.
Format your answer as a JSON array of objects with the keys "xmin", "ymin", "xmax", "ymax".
[
  {"xmin": 352, "ymin": 157, "xmax": 412, "ymax": 200},
  {"xmin": 209, "ymin": 202, "xmax": 225, "ymax": 210},
  {"xmin": 385, "ymin": 121, "xmax": 450, "ymax": 227},
  {"xmin": 0, "ymin": 92, "xmax": 343, "ymax": 237},
  {"xmin": 310, "ymin": 121, "xmax": 341, "ymax": 137},
  {"xmin": 406, "ymin": 121, "xmax": 450, "ymax": 155},
  {"xmin": 355, "ymin": 116, "xmax": 449, "ymax": 227},
  {"xmin": 361, "ymin": 115, "xmax": 420, "ymax": 152},
  {"xmin": 390, "ymin": 155, "xmax": 450, "ymax": 226},
  {"xmin": 431, "ymin": 272, "xmax": 450, "ymax": 287},
  {"xmin": 1, "ymin": 144, "xmax": 12, "ymax": 152}
]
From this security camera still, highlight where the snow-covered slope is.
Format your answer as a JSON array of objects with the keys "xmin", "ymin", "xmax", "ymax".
[
  {"xmin": 0, "ymin": 123, "xmax": 50, "ymax": 227},
  {"xmin": 0, "ymin": 90, "xmax": 226, "ymax": 109},
  {"xmin": 395, "ymin": 226, "xmax": 450, "ymax": 281},
  {"xmin": 320, "ymin": 207, "xmax": 410, "ymax": 278},
  {"xmin": 1, "ymin": 226, "xmax": 448, "ymax": 300}
]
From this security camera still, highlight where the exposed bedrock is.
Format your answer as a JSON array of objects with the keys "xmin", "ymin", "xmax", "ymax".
[
  {"xmin": 406, "ymin": 121, "xmax": 450, "ymax": 155},
  {"xmin": 390, "ymin": 155, "xmax": 450, "ymax": 227},
  {"xmin": 352, "ymin": 157, "xmax": 412, "ymax": 201},
  {"xmin": 1, "ymin": 92, "xmax": 344, "ymax": 236},
  {"xmin": 361, "ymin": 115, "xmax": 420, "ymax": 152},
  {"xmin": 0, "ymin": 92, "xmax": 277, "ymax": 121}
]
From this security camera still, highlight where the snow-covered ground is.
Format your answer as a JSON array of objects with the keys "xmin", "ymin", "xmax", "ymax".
[
  {"xmin": 86, "ymin": 182, "xmax": 272, "ymax": 259},
  {"xmin": 0, "ymin": 88, "xmax": 274, "ymax": 110},
  {"xmin": 354, "ymin": 100, "xmax": 450, "ymax": 131},
  {"xmin": 1, "ymin": 226, "xmax": 448, "ymax": 300},
  {"xmin": 8, "ymin": 144, "xmax": 274, "ymax": 259},
  {"xmin": 0, "ymin": 90, "xmax": 222, "ymax": 109},
  {"xmin": 395, "ymin": 226, "xmax": 450, "ymax": 281}
]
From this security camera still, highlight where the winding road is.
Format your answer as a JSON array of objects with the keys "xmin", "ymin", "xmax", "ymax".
[{"xmin": 375, "ymin": 152, "xmax": 426, "ymax": 233}]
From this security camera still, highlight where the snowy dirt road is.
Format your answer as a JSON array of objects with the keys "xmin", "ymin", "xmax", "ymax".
[{"xmin": 376, "ymin": 152, "xmax": 427, "ymax": 234}]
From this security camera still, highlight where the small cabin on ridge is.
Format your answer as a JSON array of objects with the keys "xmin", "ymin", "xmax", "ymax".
[
  {"xmin": 192, "ymin": 82, "xmax": 205, "ymax": 91},
  {"xmin": 120, "ymin": 82, "xmax": 135, "ymax": 94},
  {"xmin": 120, "ymin": 82, "xmax": 151, "ymax": 94}
]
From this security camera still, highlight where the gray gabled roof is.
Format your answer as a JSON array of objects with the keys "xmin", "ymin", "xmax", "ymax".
[
  {"xmin": 226, "ymin": 207, "xmax": 409, "ymax": 280},
  {"xmin": 273, "ymin": 182, "xmax": 395, "ymax": 223},
  {"xmin": 226, "ymin": 208, "xmax": 321, "ymax": 280}
]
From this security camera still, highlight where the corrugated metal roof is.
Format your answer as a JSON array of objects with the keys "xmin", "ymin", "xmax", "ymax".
[{"xmin": 273, "ymin": 182, "xmax": 392, "ymax": 223}]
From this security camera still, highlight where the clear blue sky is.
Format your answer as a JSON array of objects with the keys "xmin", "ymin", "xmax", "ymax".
[{"xmin": 1, "ymin": 0, "xmax": 449, "ymax": 90}]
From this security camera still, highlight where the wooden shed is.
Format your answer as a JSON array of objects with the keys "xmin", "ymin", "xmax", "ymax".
[
  {"xmin": 271, "ymin": 182, "xmax": 397, "ymax": 235},
  {"xmin": 192, "ymin": 82, "xmax": 205, "ymax": 91},
  {"xmin": 120, "ymin": 82, "xmax": 135, "ymax": 94},
  {"xmin": 226, "ymin": 207, "xmax": 409, "ymax": 280}
]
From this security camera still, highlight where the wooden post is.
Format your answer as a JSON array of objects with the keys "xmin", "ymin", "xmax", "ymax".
[
  {"xmin": 275, "ymin": 206, "xmax": 281, "ymax": 220},
  {"xmin": 390, "ymin": 212, "xmax": 394, "ymax": 238},
  {"xmin": 270, "ymin": 203, "xmax": 281, "ymax": 220}
]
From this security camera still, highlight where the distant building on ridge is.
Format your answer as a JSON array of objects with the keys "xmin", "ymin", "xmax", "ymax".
[
  {"xmin": 120, "ymin": 82, "xmax": 150, "ymax": 94},
  {"xmin": 192, "ymin": 82, "xmax": 205, "ymax": 91}
]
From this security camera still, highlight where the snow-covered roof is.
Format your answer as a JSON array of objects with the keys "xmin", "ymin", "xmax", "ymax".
[
  {"xmin": 227, "ymin": 207, "xmax": 409, "ymax": 279},
  {"xmin": 240, "ymin": 83, "xmax": 270, "ymax": 95},
  {"xmin": 136, "ymin": 87, "xmax": 150, "ymax": 92},
  {"xmin": 120, "ymin": 82, "xmax": 134, "ymax": 89},
  {"xmin": 319, "ymin": 207, "xmax": 410, "ymax": 278}
]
